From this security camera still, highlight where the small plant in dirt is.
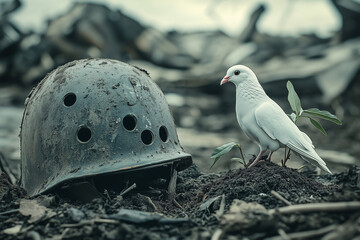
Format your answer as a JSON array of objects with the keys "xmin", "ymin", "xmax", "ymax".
[
  {"xmin": 210, "ymin": 142, "xmax": 247, "ymax": 169},
  {"xmin": 282, "ymin": 81, "xmax": 342, "ymax": 166},
  {"xmin": 211, "ymin": 81, "xmax": 342, "ymax": 169}
]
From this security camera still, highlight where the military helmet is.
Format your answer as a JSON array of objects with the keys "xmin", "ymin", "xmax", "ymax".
[{"xmin": 20, "ymin": 59, "xmax": 192, "ymax": 196}]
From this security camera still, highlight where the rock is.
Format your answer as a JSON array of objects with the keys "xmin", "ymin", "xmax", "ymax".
[
  {"xmin": 68, "ymin": 207, "xmax": 85, "ymax": 223},
  {"xmin": 19, "ymin": 198, "xmax": 56, "ymax": 223},
  {"xmin": 2, "ymin": 225, "xmax": 21, "ymax": 235},
  {"xmin": 220, "ymin": 199, "xmax": 271, "ymax": 232},
  {"xmin": 107, "ymin": 209, "xmax": 188, "ymax": 224}
]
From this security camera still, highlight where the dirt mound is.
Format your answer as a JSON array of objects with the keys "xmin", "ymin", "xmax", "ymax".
[
  {"xmin": 203, "ymin": 161, "xmax": 332, "ymax": 208},
  {"xmin": 0, "ymin": 172, "xmax": 26, "ymax": 202},
  {"xmin": 1, "ymin": 164, "xmax": 360, "ymax": 240}
]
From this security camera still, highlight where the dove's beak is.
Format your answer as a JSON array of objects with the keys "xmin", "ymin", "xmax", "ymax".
[{"xmin": 220, "ymin": 76, "xmax": 230, "ymax": 85}]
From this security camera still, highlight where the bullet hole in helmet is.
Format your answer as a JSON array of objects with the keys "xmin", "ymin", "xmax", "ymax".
[
  {"xmin": 141, "ymin": 130, "xmax": 153, "ymax": 145},
  {"xmin": 77, "ymin": 126, "xmax": 92, "ymax": 143},
  {"xmin": 159, "ymin": 126, "xmax": 168, "ymax": 142},
  {"xmin": 123, "ymin": 114, "xmax": 137, "ymax": 131},
  {"xmin": 63, "ymin": 93, "xmax": 77, "ymax": 107}
]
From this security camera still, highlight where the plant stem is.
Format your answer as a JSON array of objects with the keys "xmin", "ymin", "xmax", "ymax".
[
  {"xmin": 237, "ymin": 145, "xmax": 245, "ymax": 160},
  {"xmin": 287, "ymin": 148, "xmax": 291, "ymax": 159},
  {"xmin": 294, "ymin": 112, "xmax": 300, "ymax": 124},
  {"xmin": 282, "ymin": 146, "xmax": 286, "ymax": 166},
  {"xmin": 285, "ymin": 148, "xmax": 291, "ymax": 165},
  {"xmin": 282, "ymin": 146, "xmax": 291, "ymax": 167},
  {"xmin": 236, "ymin": 144, "xmax": 247, "ymax": 168}
]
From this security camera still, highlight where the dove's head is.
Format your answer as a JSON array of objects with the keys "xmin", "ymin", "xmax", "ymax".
[{"xmin": 220, "ymin": 65, "xmax": 257, "ymax": 86}]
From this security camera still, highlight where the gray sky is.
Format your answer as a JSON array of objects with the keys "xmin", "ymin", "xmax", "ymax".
[{"xmin": 10, "ymin": 0, "xmax": 341, "ymax": 37}]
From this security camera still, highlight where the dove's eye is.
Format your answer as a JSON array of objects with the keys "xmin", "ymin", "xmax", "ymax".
[{"xmin": 234, "ymin": 70, "xmax": 240, "ymax": 75}]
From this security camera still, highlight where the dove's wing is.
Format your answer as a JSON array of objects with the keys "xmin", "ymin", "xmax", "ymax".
[
  {"xmin": 254, "ymin": 101, "xmax": 331, "ymax": 173},
  {"xmin": 254, "ymin": 101, "xmax": 301, "ymax": 144}
]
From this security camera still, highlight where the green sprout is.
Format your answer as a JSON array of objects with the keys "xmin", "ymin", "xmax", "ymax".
[
  {"xmin": 210, "ymin": 142, "xmax": 247, "ymax": 169},
  {"xmin": 210, "ymin": 81, "xmax": 342, "ymax": 169},
  {"xmin": 282, "ymin": 81, "xmax": 342, "ymax": 166}
]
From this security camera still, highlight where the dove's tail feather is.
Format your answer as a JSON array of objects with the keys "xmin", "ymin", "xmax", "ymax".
[
  {"xmin": 287, "ymin": 142, "xmax": 332, "ymax": 174},
  {"xmin": 299, "ymin": 155, "xmax": 332, "ymax": 174}
]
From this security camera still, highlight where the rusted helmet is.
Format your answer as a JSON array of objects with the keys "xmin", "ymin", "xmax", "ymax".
[{"xmin": 20, "ymin": 59, "xmax": 192, "ymax": 196}]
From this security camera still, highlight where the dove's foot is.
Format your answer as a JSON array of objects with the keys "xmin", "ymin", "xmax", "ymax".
[
  {"xmin": 248, "ymin": 150, "xmax": 266, "ymax": 168},
  {"xmin": 266, "ymin": 151, "xmax": 274, "ymax": 161}
]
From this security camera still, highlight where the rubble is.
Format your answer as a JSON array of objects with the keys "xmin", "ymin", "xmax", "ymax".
[
  {"xmin": 0, "ymin": 0, "xmax": 358, "ymax": 172},
  {"xmin": 0, "ymin": 163, "xmax": 360, "ymax": 240},
  {"xmin": 0, "ymin": 0, "xmax": 360, "ymax": 239},
  {"xmin": 1, "ymin": 0, "xmax": 358, "ymax": 101}
]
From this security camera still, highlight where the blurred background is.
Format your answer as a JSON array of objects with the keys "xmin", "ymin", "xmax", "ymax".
[{"xmin": 1, "ymin": 0, "xmax": 359, "ymax": 178}]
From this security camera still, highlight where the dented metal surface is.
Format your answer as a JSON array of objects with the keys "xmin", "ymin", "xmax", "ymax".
[{"xmin": 20, "ymin": 58, "xmax": 192, "ymax": 197}]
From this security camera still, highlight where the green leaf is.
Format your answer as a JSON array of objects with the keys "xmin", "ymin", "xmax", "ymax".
[
  {"xmin": 211, "ymin": 142, "xmax": 237, "ymax": 159},
  {"xmin": 210, "ymin": 142, "xmax": 238, "ymax": 169},
  {"xmin": 303, "ymin": 108, "xmax": 342, "ymax": 125},
  {"xmin": 231, "ymin": 158, "xmax": 245, "ymax": 166},
  {"xmin": 210, "ymin": 157, "xmax": 221, "ymax": 169},
  {"xmin": 308, "ymin": 117, "xmax": 327, "ymax": 136},
  {"xmin": 286, "ymin": 81, "xmax": 302, "ymax": 115}
]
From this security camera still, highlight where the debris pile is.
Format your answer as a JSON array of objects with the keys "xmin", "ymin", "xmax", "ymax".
[
  {"xmin": 1, "ymin": 0, "xmax": 359, "ymax": 104},
  {"xmin": 1, "ymin": 0, "xmax": 360, "ymax": 172},
  {"xmin": 1, "ymin": 163, "xmax": 360, "ymax": 239},
  {"xmin": 1, "ymin": 0, "xmax": 360, "ymax": 239}
]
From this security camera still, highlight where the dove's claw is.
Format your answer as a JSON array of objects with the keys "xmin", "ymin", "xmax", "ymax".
[
  {"xmin": 266, "ymin": 151, "xmax": 274, "ymax": 161},
  {"xmin": 248, "ymin": 150, "xmax": 266, "ymax": 168}
]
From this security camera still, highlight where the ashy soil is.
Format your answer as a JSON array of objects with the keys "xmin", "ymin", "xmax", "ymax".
[{"xmin": 1, "ymin": 161, "xmax": 360, "ymax": 240}]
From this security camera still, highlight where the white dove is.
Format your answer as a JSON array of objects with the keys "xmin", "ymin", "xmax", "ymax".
[{"xmin": 220, "ymin": 65, "xmax": 332, "ymax": 174}]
